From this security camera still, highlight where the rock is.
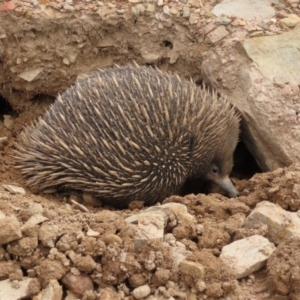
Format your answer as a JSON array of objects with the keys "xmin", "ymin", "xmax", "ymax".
[
  {"xmin": 0, "ymin": 278, "xmax": 33, "ymax": 299},
  {"xmin": 240, "ymin": 27, "xmax": 300, "ymax": 169},
  {"xmin": 189, "ymin": 12, "xmax": 200, "ymax": 25},
  {"xmin": 0, "ymin": 136, "xmax": 8, "ymax": 149},
  {"xmin": 82, "ymin": 192, "xmax": 102, "ymax": 207},
  {"xmin": 38, "ymin": 280, "xmax": 63, "ymax": 300},
  {"xmin": 144, "ymin": 3, "xmax": 155, "ymax": 13},
  {"xmin": 141, "ymin": 53, "xmax": 161, "ymax": 64},
  {"xmin": 61, "ymin": 273, "xmax": 94, "ymax": 296},
  {"xmin": 134, "ymin": 211, "xmax": 165, "ymax": 252},
  {"xmin": 86, "ymin": 227, "xmax": 100, "ymax": 237},
  {"xmin": 279, "ymin": 13, "xmax": 300, "ymax": 27},
  {"xmin": 0, "ymin": 1, "xmax": 16, "ymax": 11},
  {"xmin": 64, "ymin": 291, "xmax": 78, "ymax": 300},
  {"xmin": 202, "ymin": 26, "xmax": 300, "ymax": 172},
  {"xmin": 132, "ymin": 284, "xmax": 151, "ymax": 299},
  {"xmin": 220, "ymin": 235, "xmax": 275, "ymax": 278},
  {"xmin": 206, "ymin": 26, "xmax": 229, "ymax": 44},
  {"xmin": 163, "ymin": 5, "xmax": 169, "ymax": 14},
  {"xmin": 169, "ymin": 8, "xmax": 178, "ymax": 15},
  {"xmin": 38, "ymin": 223, "xmax": 60, "ymax": 248},
  {"xmin": 102, "ymin": 233, "xmax": 122, "ymax": 245},
  {"xmin": 182, "ymin": 6, "xmax": 190, "ymax": 18},
  {"xmin": 3, "ymin": 184, "xmax": 25, "ymax": 196},
  {"xmin": 126, "ymin": 202, "xmax": 196, "ymax": 242},
  {"xmin": 212, "ymin": 0, "xmax": 275, "ymax": 21},
  {"xmin": 204, "ymin": 23, "xmax": 217, "ymax": 35},
  {"xmin": 0, "ymin": 215, "xmax": 22, "ymax": 245},
  {"xmin": 73, "ymin": 254, "xmax": 96, "ymax": 273},
  {"xmin": 63, "ymin": 58, "xmax": 70, "ymax": 65},
  {"xmin": 244, "ymin": 201, "xmax": 300, "ymax": 244},
  {"xmin": 36, "ymin": 260, "xmax": 67, "ymax": 288},
  {"xmin": 152, "ymin": 268, "xmax": 171, "ymax": 286},
  {"xmin": 0, "ymin": 211, "xmax": 5, "ymax": 219},
  {"xmin": 169, "ymin": 50, "xmax": 179, "ymax": 64},
  {"xmin": 3, "ymin": 115, "xmax": 14, "ymax": 130},
  {"xmin": 18, "ymin": 68, "xmax": 43, "ymax": 82},
  {"xmin": 179, "ymin": 260, "xmax": 205, "ymax": 286},
  {"xmin": 215, "ymin": 16, "xmax": 232, "ymax": 25},
  {"xmin": 21, "ymin": 214, "xmax": 48, "ymax": 233}
]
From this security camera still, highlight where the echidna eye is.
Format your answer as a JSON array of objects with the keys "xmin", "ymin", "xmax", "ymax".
[{"xmin": 211, "ymin": 166, "xmax": 218, "ymax": 174}]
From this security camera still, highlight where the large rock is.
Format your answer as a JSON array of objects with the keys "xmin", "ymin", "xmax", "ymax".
[
  {"xmin": 212, "ymin": 0, "xmax": 275, "ymax": 21},
  {"xmin": 202, "ymin": 27, "xmax": 300, "ymax": 171}
]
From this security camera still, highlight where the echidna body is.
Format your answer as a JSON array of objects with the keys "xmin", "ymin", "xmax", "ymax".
[{"xmin": 15, "ymin": 64, "xmax": 240, "ymax": 207}]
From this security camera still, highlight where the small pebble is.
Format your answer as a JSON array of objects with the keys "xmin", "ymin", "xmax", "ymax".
[
  {"xmin": 163, "ymin": 5, "xmax": 169, "ymax": 14},
  {"xmin": 182, "ymin": 6, "xmax": 190, "ymax": 18}
]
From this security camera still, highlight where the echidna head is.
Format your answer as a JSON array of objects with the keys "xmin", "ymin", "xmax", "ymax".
[{"xmin": 204, "ymin": 159, "xmax": 238, "ymax": 198}]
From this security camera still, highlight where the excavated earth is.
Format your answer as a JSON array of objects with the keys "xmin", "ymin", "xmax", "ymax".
[{"xmin": 1, "ymin": 0, "xmax": 300, "ymax": 299}]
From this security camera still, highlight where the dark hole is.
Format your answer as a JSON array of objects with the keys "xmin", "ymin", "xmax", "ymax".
[
  {"xmin": 0, "ymin": 95, "xmax": 14, "ymax": 120},
  {"xmin": 296, "ymin": 111, "xmax": 299, "ymax": 115},
  {"xmin": 162, "ymin": 40, "xmax": 173, "ymax": 49},
  {"xmin": 231, "ymin": 139, "xmax": 261, "ymax": 179}
]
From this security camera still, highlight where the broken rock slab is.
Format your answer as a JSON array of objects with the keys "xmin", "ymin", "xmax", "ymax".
[
  {"xmin": 134, "ymin": 211, "xmax": 165, "ymax": 252},
  {"xmin": 212, "ymin": 0, "xmax": 275, "ymax": 21},
  {"xmin": 220, "ymin": 235, "xmax": 275, "ymax": 279},
  {"xmin": 243, "ymin": 27, "xmax": 300, "ymax": 86},
  {"xmin": 35, "ymin": 279, "xmax": 63, "ymax": 300},
  {"xmin": 202, "ymin": 26, "xmax": 300, "ymax": 171},
  {"xmin": 3, "ymin": 184, "xmax": 26, "ymax": 196},
  {"xmin": 0, "ymin": 215, "xmax": 22, "ymax": 245},
  {"xmin": 0, "ymin": 278, "xmax": 33, "ymax": 299},
  {"xmin": 164, "ymin": 234, "xmax": 192, "ymax": 269},
  {"xmin": 244, "ymin": 201, "xmax": 300, "ymax": 245}
]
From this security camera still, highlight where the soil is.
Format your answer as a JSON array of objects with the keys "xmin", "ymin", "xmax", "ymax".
[
  {"xmin": 1, "ymin": 99, "xmax": 297, "ymax": 299},
  {"xmin": 0, "ymin": 0, "xmax": 299, "ymax": 299}
]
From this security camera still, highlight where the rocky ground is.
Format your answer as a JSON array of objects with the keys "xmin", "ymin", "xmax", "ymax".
[{"xmin": 1, "ymin": 0, "xmax": 300, "ymax": 299}]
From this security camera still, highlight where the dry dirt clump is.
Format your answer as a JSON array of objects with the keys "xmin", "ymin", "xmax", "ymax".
[
  {"xmin": 237, "ymin": 164, "xmax": 300, "ymax": 211},
  {"xmin": 0, "ymin": 177, "xmax": 257, "ymax": 300},
  {"xmin": 267, "ymin": 237, "xmax": 300, "ymax": 300}
]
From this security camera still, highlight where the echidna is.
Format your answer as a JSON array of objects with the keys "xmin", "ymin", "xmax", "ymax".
[{"xmin": 15, "ymin": 64, "xmax": 240, "ymax": 207}]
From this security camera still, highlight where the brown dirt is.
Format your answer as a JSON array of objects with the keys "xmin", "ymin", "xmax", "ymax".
[{"xmin": 1, "ymin": 100, "xmax": 299, "ymax": 299}]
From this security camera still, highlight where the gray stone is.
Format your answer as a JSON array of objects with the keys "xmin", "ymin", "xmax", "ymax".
[
  {"xmin": 279, "ymin": 13, "xmax": 300, "ymax": 27},
  {"xmin": 18, "ymin": 68, "xmax": 43, "ymax": 82},
  {"xmin": 40, "ymin": 280, "xmax": 63, "ymax": 300},
  {"xmin": 206, "ymin": 26, "xmax": 229, "ymax": 43},
  {"xmin": 3, "ymin": 115, "xmax": 14, "ymax": 131},
  {"xmin": 212, "ymin": 0, "xmax": 275, "ymax": 21},
  {"xmin": 141, "ymin": 52, "xmax": 161, "ymax": 64},
  {"xmin": 220, "ymin": 235, "xmax": 275, "ymax": 279},
  {"xmin": 0, "ymin": 216, "xmax": 22, "ymax": 245},
  {"xmin": 243, "ymin": 27, "xmax": 300, "ymax": 85},
  {"xmin": 216, "ymin": 16, "xmax": 232, "ymax": 25},
  {"xmin": 0, "ymin": 278, "xmax": 33, "ymax": 299},
  {"xmin": 132, "ymin": 285, "xmax": 151, "ymax": 299},
  {"xmin": 3, "ymin": 184, "xmax": 25, "ymax": 196},
  {"xmin": 134, "ymin": 212, "xmax": 165, "ymax": 251},
  {"xmin": 244, "ymin": 201, "xmax": 300, "ymax": 244},
  {"xmin": 182, "ymin": 6, "xmax": 190, "ymax": 18}
]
